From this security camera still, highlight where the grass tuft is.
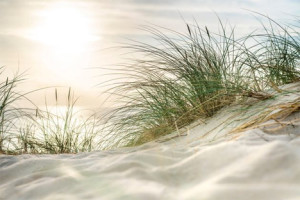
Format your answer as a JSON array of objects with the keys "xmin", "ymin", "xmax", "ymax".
[
  {"xmin": 101, "ymin": 15, "xmax": 299, "ymax": 148},
  {"xmin": 16, "ymin": 88, "xmax": 100, "ymax": 154},
  {"xmin": 0, "ymin": 67, "xmax": 29, "ymax": 153}
]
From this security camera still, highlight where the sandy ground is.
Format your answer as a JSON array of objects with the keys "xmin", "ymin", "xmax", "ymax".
[{"xmin": 0, "ymin": 82, "xmax": 300, "ymax": 200}]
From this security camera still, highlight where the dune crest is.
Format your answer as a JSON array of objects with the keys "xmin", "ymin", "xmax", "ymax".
[{"xmin": 0, "ymin": 82, "xmax": 299, "ymax": 200}]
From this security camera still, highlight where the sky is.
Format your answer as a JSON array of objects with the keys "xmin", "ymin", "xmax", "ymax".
[{"xmin": 0, "ymin": 0, "xmax": 299, "ymax": 109}]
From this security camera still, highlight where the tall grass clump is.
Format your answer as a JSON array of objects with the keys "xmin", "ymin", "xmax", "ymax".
[
  {"xmin": 0, "ymin": 67, "xmax": 29, "ymax": 153},
  {"xmin": 101, "ymin": 15, "xmax": 299, "ymax": 148},
  {"xmin": 16, "ymin": 88, "xmax": 100, "ymax": 154},
  {"xmin": 0, "ymin": 67, "xmax": 101, "ymax": 154},
  {"xmin": 242, "ymin": 15, "xmax": 299, "ymax": 87}
]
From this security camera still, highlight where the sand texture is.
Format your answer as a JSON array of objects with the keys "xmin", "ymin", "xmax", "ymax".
[{"xmin": 1, "ymin": 82, "xmax": 300, "ymax": 200}]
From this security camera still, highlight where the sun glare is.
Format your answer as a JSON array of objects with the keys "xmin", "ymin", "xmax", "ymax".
[
  {"xmin": 27, "ymin": 4, "xmax": 100, "ymax": 81},
  {"xmin": 31, "ymin": 5, "xmax": 98, "ymax": 53}
]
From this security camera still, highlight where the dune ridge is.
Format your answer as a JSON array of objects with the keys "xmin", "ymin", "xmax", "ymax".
[{"xmin": 0, "ymin": 82, "xmax": 299, "ymax": 200}]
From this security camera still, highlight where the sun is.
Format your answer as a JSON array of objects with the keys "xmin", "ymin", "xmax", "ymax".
[
  {"xmin": 27, "ymin": 4, "xmax": 100, "ymax": 81},
  {"xmin": 31, "ymin": 5, "xmax": 98, "ymax": 53}
]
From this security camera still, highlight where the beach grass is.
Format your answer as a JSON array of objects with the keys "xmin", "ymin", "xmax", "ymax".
[
  {"xmin": 0, "ymin": 75, "xmax": 100, "ymax": 154},
  {"xmin": 15, "ymin": 88, "xmax": 100, "ymax": 154},
  {"xmin": 0, "ymin": 67, "xmax": 30, "ymax": 153},
  {"xmin": 0, "ymin": 14, "xmax": 299, "ymax": 154},
  {"xmin": 100, "ymin": 15, "xmax": 299, "ymax": 148}
]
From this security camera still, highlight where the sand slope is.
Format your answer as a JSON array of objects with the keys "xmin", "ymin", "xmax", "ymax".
[{"xmin": 1, "ymin": 83, "xmax": 300, "ymax": 200}]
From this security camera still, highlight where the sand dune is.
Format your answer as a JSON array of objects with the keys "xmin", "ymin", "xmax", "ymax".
[{"xmin": 1, "ymin": 83, "xmax": 300, "ymax": 200}]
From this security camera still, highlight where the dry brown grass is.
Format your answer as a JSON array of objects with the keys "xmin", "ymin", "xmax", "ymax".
[{"xmin": 231, "ymin": 98, "xmax": 300, "ymax": 134}]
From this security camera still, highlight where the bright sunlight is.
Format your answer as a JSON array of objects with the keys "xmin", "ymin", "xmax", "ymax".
[
  {"xmin": 27, "ymin": 3, "xmax": 100, "ymax": 81},
  {"xmin": 31, "ymin": 5, "xmax": 98, "ymax": 53}
]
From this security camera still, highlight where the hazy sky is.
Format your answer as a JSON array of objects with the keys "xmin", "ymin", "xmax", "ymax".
[{"xmin": 0, "ymin": 0, "xmax": 299, "ymax": 108}]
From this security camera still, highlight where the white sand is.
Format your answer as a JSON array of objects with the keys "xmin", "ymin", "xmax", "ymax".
[{"xmin": 1, "ymin": 83, "xmax": 300, "ymax": 200}]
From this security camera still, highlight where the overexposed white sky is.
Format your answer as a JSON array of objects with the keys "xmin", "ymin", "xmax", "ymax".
[{"xmin": 0, "ymin": 0, "xmax": 299, "ymax": 108}]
